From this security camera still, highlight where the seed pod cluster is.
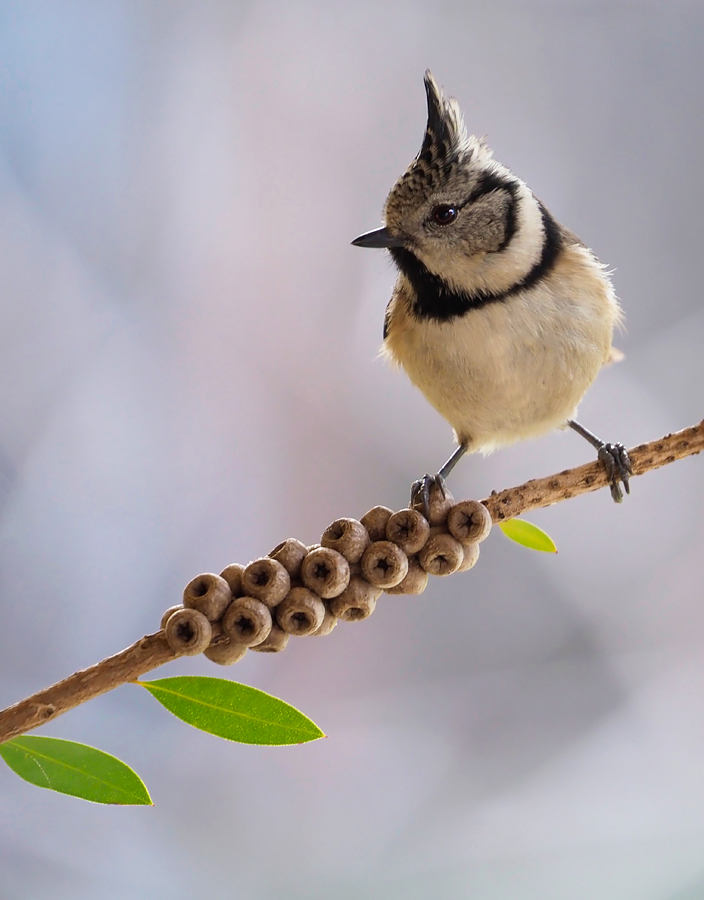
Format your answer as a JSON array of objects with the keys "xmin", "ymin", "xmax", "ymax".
[{"xmin": 161, "ymin": 486, "xmax": 492, "ymax": 665}]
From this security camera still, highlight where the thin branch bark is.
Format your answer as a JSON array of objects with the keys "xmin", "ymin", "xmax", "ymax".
[
  {"xmin": 483, "ymin": 419, "xmax": 704, "ymax": 520},
  {"xmin": 0, "ymin": 634, "xmax": 176, "ymax": 744},
  {"xmin": 0, "ymin": 419, "xmax": 701, "ymax": 745}
]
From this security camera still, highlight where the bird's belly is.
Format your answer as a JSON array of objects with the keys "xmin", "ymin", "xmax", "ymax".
[{"xmin": 389, "ymin": 297, "xmax": 611, "ymax": 452}]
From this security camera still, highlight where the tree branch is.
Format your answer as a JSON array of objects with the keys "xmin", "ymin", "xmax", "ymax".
[
  {"xmin": 0, "ymin": 634, "xmax": 177, "ymax": 745},
  {"xmin": 1, "ymin": 419, "xmax": 701, "ymax": 745},
  {"xmin": 484, "ymin": 419, "xmax": 704, "ymax": 520}
]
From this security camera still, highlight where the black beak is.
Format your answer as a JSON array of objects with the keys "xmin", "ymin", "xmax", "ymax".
[{"xmin": 351, "ymin": 227, "xmax": 406, "ymax": 249}]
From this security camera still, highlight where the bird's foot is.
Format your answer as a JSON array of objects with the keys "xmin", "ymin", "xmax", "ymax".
[
  {"xmin": 597, "ymin": 442, "xmax": 633, "ymax": 503},
  {"xmin": 410, "ymin": 472, "xmax": 447, "ymax": 521}
]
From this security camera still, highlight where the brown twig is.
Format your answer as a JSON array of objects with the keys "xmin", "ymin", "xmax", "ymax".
[
  {"xmin": 0, "ymin": 634, "xmax": 176, "ymax": 744},
  {"xmin": 0, "ymin": 419, "xmax": 701, "ymax": 745},
  {"xmin": 484, "ymin": 419, "xmax": 704, "ymax": 520}
]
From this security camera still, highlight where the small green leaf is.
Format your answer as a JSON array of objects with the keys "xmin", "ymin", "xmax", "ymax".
[
  {"xmin": 0, "ymin": 736, "xmax": 152, "ymax": 805},
  {"xmin": 136, "ymin": 676, "xmax": 325, "ymax": 746},
  {"xmin": 499, "ymin": 518, "xmax": 558, "ymax": 553}
]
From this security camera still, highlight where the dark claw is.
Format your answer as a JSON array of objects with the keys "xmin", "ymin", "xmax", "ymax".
[
  {"xmin": 410, "ymin": 473, "xmax": 447, "ymax": 519},
  {"xmin": 597, "ymin": 442, "xmax": 632, "ymax": 504}
]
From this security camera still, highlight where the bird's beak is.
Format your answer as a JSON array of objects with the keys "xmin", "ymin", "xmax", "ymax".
[{"xmin": 351, "ymin": 227, "xmax": 406, "ymax": 249}]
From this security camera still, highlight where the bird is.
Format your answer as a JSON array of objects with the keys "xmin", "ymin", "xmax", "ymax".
[{"xmin": 352, "ymin": 70, "xmax": 631, "ymax": 511}]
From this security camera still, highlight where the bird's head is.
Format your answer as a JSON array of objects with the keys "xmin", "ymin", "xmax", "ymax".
[{"xmin": 353, "ymin": 72, "xmax": 522, "ymax": 285}]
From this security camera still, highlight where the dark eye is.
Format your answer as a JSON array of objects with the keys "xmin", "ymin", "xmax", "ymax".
[{"xmin": 432, "ymin": 204, "xmax": 458, "ymax": 225}]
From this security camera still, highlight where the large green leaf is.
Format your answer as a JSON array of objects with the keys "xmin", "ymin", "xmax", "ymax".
[
  {"xmin": 136, "ymin": 676, "xmax": 325, "ymax": 746},
  {"xmin": 0, "ymin": 736, "xmax": 152, "ymax": 805},
  {"xmin": 498, "ymin": 518, "xmax": 558, "ymax": 553}
]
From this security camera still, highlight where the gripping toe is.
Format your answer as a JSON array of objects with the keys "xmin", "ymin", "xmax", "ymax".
[
  {"xmin": 410, "ymin": 473, "xmax": 447, "ymax": 520},
  {"xmin": 598, "ymin": 442, "xmax": 632, "ymax": 504}
]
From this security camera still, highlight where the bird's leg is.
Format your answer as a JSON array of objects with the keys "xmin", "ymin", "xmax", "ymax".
[
  {"xmin": 568, "ymin": 419, "xmax": 633, "ymax": 503},
  {"xmin": 410, "ymin": 443, "xmax": 468, "ymax": 518}
]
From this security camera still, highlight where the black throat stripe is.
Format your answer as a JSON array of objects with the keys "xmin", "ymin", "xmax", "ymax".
[{"xmin": 389, "ymin": 201, "xmax": 562, "ymax": 324}]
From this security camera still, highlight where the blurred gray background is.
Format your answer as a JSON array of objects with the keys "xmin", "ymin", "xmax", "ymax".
[{"xmin": 1, "ymin": 1, "xmax": 703, "ymax": 898}]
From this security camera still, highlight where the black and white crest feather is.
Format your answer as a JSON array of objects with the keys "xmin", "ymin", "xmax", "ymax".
[{"xmin": 419, "ymin": 70, "xmax": 469, "ymax": 167}]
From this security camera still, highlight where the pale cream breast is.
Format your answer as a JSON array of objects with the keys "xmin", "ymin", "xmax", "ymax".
[{"xmin": 383, "ymin": 243, "xmax": 620, "ymax": 452}]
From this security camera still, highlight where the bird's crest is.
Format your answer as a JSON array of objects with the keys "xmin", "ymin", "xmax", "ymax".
[
  {"xmin": 418, "ymin": 70, "xmax": 471, "ymax": 167},
  {"xmin": 383, "ymin": 72, "xmax": 495, "ymax": 226}
]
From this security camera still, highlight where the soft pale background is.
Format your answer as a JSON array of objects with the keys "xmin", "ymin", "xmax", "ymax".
[{"xmin": 1, "ymin": 2, "xmax": 703, "ymax": 898}]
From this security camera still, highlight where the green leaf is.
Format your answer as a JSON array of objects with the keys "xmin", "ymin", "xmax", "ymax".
[
  {"xmin": 498, "ymin": 518, "xmax": 558, "ymax": 553},
  {"xmin": 136, "ymin": 676, "xmax": 325, "ymax": 746},
  {"xmin": 0, "ymin": 736, "xmax": 152, "ymax": 805}
]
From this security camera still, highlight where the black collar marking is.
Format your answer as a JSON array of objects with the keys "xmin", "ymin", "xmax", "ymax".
[{"xmin": 389, "ymin": 201, "xmax": 562, "ymax": 324}]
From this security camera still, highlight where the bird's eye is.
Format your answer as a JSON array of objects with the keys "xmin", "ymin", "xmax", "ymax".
[{"xmin": 432, "ymin": 205, "xmax": 458, "ymax": 225}]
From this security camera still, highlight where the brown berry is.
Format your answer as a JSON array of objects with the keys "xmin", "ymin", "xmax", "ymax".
[
  {"xmin": 384, "ymin": 555, "xmax": 429, "ymax": 595},
  {"xmin": 418, "ymin": 533, "xmax": 464, "ymax": 576},
  {"xmin": 312, "ymin": 604, "xmax": 337, "ymax": 636},
  {"xmin": 222, "ymin": 597, "xmax": 272, "ymax": 647},
  {"xmin": 268, "ymin": 538, "xmax": 308, "ymax": 579},
  {"xmin": 241, "ymin": 558, "xmax": 291, "ymax": 608},
  {"xmin": 250, "ymin": 621, "xmax": 289, "ymax": 653},
  {"xmin": 204, "ymin": 639, "xmax": 247, "ymax": 665},
  {"xmin": 412, "ymin": 482, "xmax": 454, "ymax": 525},
  {"xmin": 447, "ymin": 500, "xmax": 492, "ymax": 545},
  {"xmin": 183, "ymin": 573, "xmax": 232, "ymax": 622},
  {"xmin": 276, "ymin": 587, "xmax": 325, "ymax": 636},
  {"xmin": 330, "ymin": 576, "xmax": 380, "ymax": 621},
  {"xmin": 164, "ymin": 608, "xmax": 212, "ymax": 656},
  {"xmin": 360, "ymin": 506, "xmax": 393, "ymax": 542},
  {"xmin": 160, "ymin": 605, "xmax": 182, "ymax": 630},
  {"xmin": 321, "ymin": 517, "xmax": 371, "ymax": 563},
  {"xmin": 360, "ymin": 540, "xmax": 409, "ymax": 588},
  {"xmin": 456, "ymin": 542, "xmax": 480, "ymax": 572},
  {"xmin": 300, "ymin": 547, "xmax": 350, "ymax": 599},
  {"xmin": 386, "ymin": 508, "xmax": 430, "ymax": 554},
  {"xmin": 219, "ymin": 563, "xmax": 245, "ymax": 596}
]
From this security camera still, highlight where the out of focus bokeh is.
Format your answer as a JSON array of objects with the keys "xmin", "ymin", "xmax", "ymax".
[{"xmin": 1, "ymin": 2, "xmax": 703, "ymax": 897}]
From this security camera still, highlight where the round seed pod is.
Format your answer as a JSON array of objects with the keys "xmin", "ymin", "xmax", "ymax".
[
  {"xmin": 276, "ymin": 587, "xmax": 325, "ymax": 636},
  {"xmin": 250, "ymin": 621, "xmax": 289, "ymax": 653},
  {"xmin": 300, "ymin": 547, "xmax": 350, "ymax": 599},
  {"xmin": 241, "ymin": 558, "xmax": 291, "ymax": 608},
  {"xmin": 386, "ymin": 508, "xmax": 430, "ymax": 554},
  {"xmin": 222, "ymin": 597, "xmax": 272, "ymax": 647},
  {"xmin": 418, "ymin": 532, "xmax": 464, "ymax": 576},
  {"xmin": 204, "ymin": 638, "xmax": 248, "ymax": 666},
  {"xmin": 160, "ymin": 605, "xmax": 182, "ymax": 630},
  {"xmin": 385, "ymin": 555, "xmax": 429, "ymax": 595},
  {"xmin": 360, "ymin": 506, "xmax": 393, "ymax": 542},
  {"xmin": 360, "ymin": 540, "xmax": 409, "ymax": 589},
  {"xmin": 413, "ymin": 482, "xmax": 455, "ymax": 526},
  {"xmin": 321, "ymin": 517, "xmax": 371, "ymax": 563},
  {"xmin": 183, "ymin": 573, "xmax": 232, "ymax": 622},
  {"xmin": 456, "ymin": 542, "xmax": 480, "ymax": 573},
  {"xmin": 268, "ymin": 538, "xmax": 308, "ymax": 579},
  {"xmin": 330, "ymin": 576, "xmax": 381, "ymax": 621},
  {"xmin": 219, "ymin": 563, "xmax": 245, "ymax": 597},
  {"xmin": 447, "ymin": 500, "xmax": 493, "ymax": 545},
  {"xmin": 165, "ymin": 608, "xmax": 212, "ymax": 656},
  {"xmin": 312, "ymin": 604, "xmax": 337, "ymax": 636}
]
